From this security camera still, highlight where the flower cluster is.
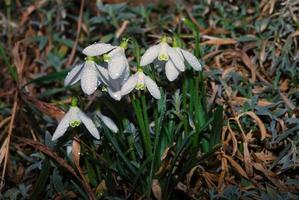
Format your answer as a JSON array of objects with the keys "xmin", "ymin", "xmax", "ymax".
[
  {"xmin": 141, "ymin": 36, "xmax": 202, "ymax": 81},
  {"xmin": 52, "ymin": 37, "xmax": 202, "ymax": 140}
]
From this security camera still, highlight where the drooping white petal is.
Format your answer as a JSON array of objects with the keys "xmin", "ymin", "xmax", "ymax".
[
  {"xmin": 52, "ymin": 110, "xmax": 72, "ymax": 141},
  {"xmin": 96, "ymin": 64, "xmax": 109, "ymax": 85},
  {"xmin": 175, "ymin": 47, "xmax": 184, "ymax": 61},
  {"xmin": 110, "ymin": 76, "xmax": 122, "ymax": 89},
  {"xmin": 165, "ymin": 60, "xmax": 180, "ymax": 81},
  {"xmin": 144, "ymin": 75, "xmax": 161, "ymax": 99},
  {"xmin": 108, "ymin": 88, "xmax": 122, "ymax": 101},
  {"xmin": 121, "ymin": 60, "xmax": 130, "ymax": 82},
  {"xmin": 108, "ymin": 47, "xmax": 124, "ymax": 58},
  {"xmin": 78, "ymin": 110, "xmax": 100, "ymax": 139},
  {"xmin": 82, "ymin": 43, "xmax": 116, "ymax": 56},
  {"xmin": 121, "ymin": 74, "xmax": 138, "ymax": 96},
  {"xmin": 180, "ymin": 49, "xmax": 202, "ymax": 71},
  {"xmin": 80, "ymin": 61, "xmax": 98, "ymax": 95},
  {"xmin": 108, "ymin": 54, "xmax": 126, "ymax": 79},
  {"xmin": 97, "ymin": 112, "xmax": 119, "ymax": 133},
  {"xmin": 167, "ymin": 46, "xmax": 185, "ymax": 72},
  {"xmin": 140, "ymin": 44, "xmax": 161, "ymax": 66},
  {"xmin": 64, "ymin": 64, "xmax": 84, "ymax": 86}
]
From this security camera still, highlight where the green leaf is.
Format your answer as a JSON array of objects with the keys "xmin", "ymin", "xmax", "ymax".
[
  {"xmin": 53, "ymin": 34, "xmax": 74, "ymax": 48},
  {"xmin": 85, "ymin": 159, "xmax": 98, "ymax": 187},
  {"xmin": 71, "ymin": 180, "xmax": 89, "ymax": 200},
  {"xmin": 102, "ymin": 126, "xmax": 137, "ymax": 175},
  {"xmin": 209, "ymin": 106, "xmax": 224, "ymax": 150},
  {"xmin": 30, "ymin": 159, "xmax": 51, "ymax": 199},
  {"xmin": 24, "ymin": 69, "xmax": 69, "ymax": 86},
  {"xmin": 0, "ymin": 42, "xmax": 18, "ymax": 82},
  {"xmin": 29, "ymin": 35, "xmax": 48, "ymax": 50}
]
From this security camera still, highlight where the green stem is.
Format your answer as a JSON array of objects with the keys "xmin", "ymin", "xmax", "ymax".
[
  {"xmin": 127, "ymin": 135, "xmax": 137, "ymax": 162},
  {"xmin": 182, "ymin": 74, "xmax": 189, "ymax": 135},
  {"xmin": 132, "ymin": 95, "xmax": 152, "ymax": 158},
  {"xmin": 192, "ymin": 74, "xmax": 206, "ymax": 149},
  {"xmin": 141, "ymin": 96, "xmax": 151, "ymax": 138},
  {"xmin": 146, "ymin": 105, "xmax": 160, "ymax": 199},
  {"xmin": 198, "ymin": 72, "xmax": 209, "ymax": 152}
]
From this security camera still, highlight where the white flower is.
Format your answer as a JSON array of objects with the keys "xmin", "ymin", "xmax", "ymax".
[
  {"xmin": 96, "ymin": 111, "xmax": 119, "ymax": 133},
  {"xmin": 97, "ymin": 63, "xmax": 129, "ymax": 101},
  {"xmin": 140, "ymin": 37, "xmax": 183, "ymax": 68},
  {"xmin": 82, "ymin": 40, "xmax": 129, "ymax": 80},
  {"xmin": 64, "ymin": 60, "xmax": 101, "ymax": 95},
  {"xmin": 140, "ymin": 37, "xmax": 184, "ymax": 81},
  {"xmin": 107, "ymin": 49, "xmax": 129, "ymax": 79},
  {"xmin": 165, "ymin": 47, "xmax": 202, "ymax": 81},
  {"xmin": 175, "ymin": 47, "xmax": 202, "ymax": 71},
  {"xmin": 52, "ymin": 106, "xmax": 100, "ymax": 141},
  {"xmin": 82, "ymin": 43, "xmax": 117, "ymax": 57},
  {"xmin": 105, "ymin": 40, "xmax": 129, "ymax": 80},
  {"xmin": 140, "ymin": 36, "xmax": 202, "ymax": 82},
  {"xmin": 121, "ymin": 69, "xmax": 161, "ymax": 99}
]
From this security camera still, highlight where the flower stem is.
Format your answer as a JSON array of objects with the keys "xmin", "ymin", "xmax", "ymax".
[
  {"xmin": 71, "ymin": 97, "xmax": 78, "ymax": 107},
  {"xmin": 141, "ymin": 95, "xmax": 152, "ymax": 153},
  {"xmin": 182, "ymin": 73, "xmax": 189, "ymax": 135},
  {"xmin": 132, "ymin": 95, "xmax": 152, "ymax": 158}
]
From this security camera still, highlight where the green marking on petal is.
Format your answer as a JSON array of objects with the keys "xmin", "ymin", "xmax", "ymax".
[
  {"xmin": 135, "ymin": 83, "xmax": 145, "ymax": 90},
  {"xmin": 158, "ymin": 53, "xmax": 169, "ymax": 61},
  {"xmin": 70, "ymin": 120, "xmax": 81, "ymax": 128},
  {"xmin": 101, "ymin": 85, "xmax": 108, "ymax": 92},
  {"xmin": 103, "ymin": 54, "xmax": 111, "ymax": 62}
]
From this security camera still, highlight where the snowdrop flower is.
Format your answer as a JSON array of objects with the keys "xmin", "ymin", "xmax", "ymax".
[
  {"xmin": 97, "ymin": 63, "xmax": 129, "ymax": 101},
  {"xmin": 82, "ymin": 43, "xmax": 116, "ymax": 56},
  {"xmin": 64, "ymin": 43, "xmax": 118, "ymax": 95},
  {"xmin": 105, "ymin": 39, "xmax": 129, "ymax": 80},
  {"xmin": 140, "ymin": 36, "xmax": 202, "ymax": 82},
  {"xmin": 121, "ymin": 68, "xmax": 161, "ymax": 99},
  {"xmin": 52, "ymin": 98, "xmax": 100, "ymax": 141},
  {"xmin": 82, "ymin": 40, "xmax": 129, "ymax": 80},
  {"xmin": 64, "ymin": 57, "xmax": 101, "ymax": 95},
  {"xmin": 173, "ymin": 38, "xmax": 202, "ymax": 71},
  {"xmin": 165, "ymin": 39, "xmax": 203, "ymax": 81},
  {"xmin": 140, "ymin": 36, "xmax": 185, "ymax": 81},
  {"xmin": 96, "ymin": 111, "xmax": 119, "ymax": 133}
]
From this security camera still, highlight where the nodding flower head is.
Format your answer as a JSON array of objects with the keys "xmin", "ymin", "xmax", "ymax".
[
  {"xmin": 164, "ymin": 43, "xmax": 202, "ymax": 82},
  {"xmin": 97, "ymin": 64, "xmax": 129, "ymax": 101},
  {"xmin": 64, "ymin": 58, "xmax": 101, "ymax": 95},
  {"xmin": 140, "ymin": 36, "xmax": 184, "ymax": 67},
  {"xmin": 173, "ymin": 47, "xmax": 202, "ymax": 72},
  {"xmin": 139, "ymin": 35, "xmax": 202, "ymax": 82},
  {"xmin": 121, "ymin": 68, "xmax": 161, "ymax": 99},
  {"xmin": 52, "ymin": 98, "xmax": 100, "ymax": 141},
  {"xmin": 64, "ymin": 40, "xmax": 131, "ymax": 95},
  {"xmin": 97, "ymin": 39, "xmax": 130, "ymax": 80}
]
